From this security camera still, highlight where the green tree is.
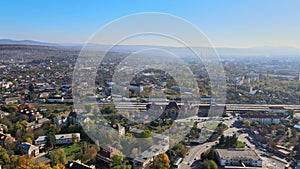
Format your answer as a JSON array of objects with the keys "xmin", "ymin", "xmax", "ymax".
[
  {"xmin": 35, "ymin": 162, "xmax": 53, "ymax": 169},
  {"xmin": 172, "ymin": 142, "xmax": 188, "ymax": 158},
  {"xmin": 18, "ymin": 155, "xmax": 35, "ymax": 169},
  {"xmin": 215, "ymin": 126, "xmax": 224, "ymax": 135},
  {"xmin": 83, "ymin": 145, "xmax": 98, "ymax": 162},
  {"xmin": 8, "ymin": 154, "xmax": 19, "ymax": 169},
  {"xmin": 111, "ymin": 154, "xmax": 131, "ymax": 169},
  {"xmin": 53, "ymin": 164, "xmax": 66, "ymax": 169},
  {"xmin": 0, "ymin": 146, "xmax": 10, "ymax": 165},
  {"xmin": 49, "ymin": 149, "xmax": 67, "ymax": 165},
  {"xmin": 49, "ymin": 124, "xmax": 61, "ymax": 134},
  {"xmin": 141, "ymin": 130, "xmax": 152, "ymax": 138},
  {"xmin": 46, "ymin": 132, "xmax": 56, "ymax": 148},
  {"xmin": 232, "ymin": 134, "xmax": 238, "ymax": 146},
  {"xmin": 200, "ymin": 159, "xmax": 218, "ymax": 169},
  {"xmin": 28, "ymin": 83, "xmax": 34, "ymax": 92},
  {"xmin": 101, "ymin": 107, "xmax": 116, "ymax": 114},
  {"xmin": 23, "ymin": 129, "xmax": 34, "ymax": 144},
  {"xmin": 13, "ymin": 121, "xmax": 25, "ymax": 134},
  {"xmin": 219, "ymin": 135, "xmax": 225, "ymax": 146},
  {"xmin": 287, "ymin": 109, "xmax": 295, "ymax": 119},
  {"xmin": 243, "ymin": 120, "xmax": 251, "ymax": 128},
  {"xmin": 152, "ymin": 153, "xmax": 170, "ymax": 169},
  {"xmin": 201, "ymin": 149, "xmax": 217, "ymax": 161}
]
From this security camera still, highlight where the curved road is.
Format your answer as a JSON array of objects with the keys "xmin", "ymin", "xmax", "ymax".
[
  {"xmin": 179, "ymin": 117, "xmax": 236, "ymax": 169},
  {"xmin": 180, "ymin": 141, "xmax": 217, "ymax": 169}
]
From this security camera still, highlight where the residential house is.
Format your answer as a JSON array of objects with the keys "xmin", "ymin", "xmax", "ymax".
[
  {"xmin": 0, "ymin": 123, "xmax": 7, "ymax": 132},
  {"xmin": 18, "ymin": 142, "xmax": 39, "ymax": 157},
  {"xmin": 0, "ymin": 133, "xmax": 15, "ymax": 147},
  {"xmin": 68, "ymin": 111, "xmax": 80, "ymax": 126},
  {"xmin": 55, "ymin": 133, "xmax": 80, "ymax": 145},
  {"xmin": 52, "ymin": 111, "xmax": 79, "ymax": 128},
  {"xmin": 4, "ymin": 96, "xmax": 20, "ymax": 104},
  {"xmin": 112, "ymin": 124, "xmax": 125, "ymax": 136},
  {"xmin": 35, "ymin": 133, "xmax": 80, "ymax": 146},
  {"xmin": 18, "ymin": 108, "xmax": 42, "ymax": 122},
  {"xmin": 0, "ymin": 111, "xmax": 9, "ymax": 119},
  {"xmin": 1, "ymin": 81, "xmax": 13, "ymax": 89},
  {"xmin": 35, "ymin": 136, "xmax": 47, "ymax": 145},
  {"xmin": 26, "ymin": 118, "xmax": 50, "ymax": 130},
  {"xmin": 47, "ymin": 96, "xmax": 64, "ymax": 103},
  {"xmin": 52, "ymin": 111, "xmax": 70, "ymax": 127},
  {"xmin": 38, "ymin": 92, "xmax": 49, "ymax": 103},
  {"xmin": 96, "ymin": 146, "xmax": 120, "ymax": 165}
]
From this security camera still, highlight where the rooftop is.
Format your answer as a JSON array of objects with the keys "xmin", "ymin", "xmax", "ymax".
[
  {"xmin": 216, "ymin": 149, "xmax": 261, "ymax": 161},
  {"xmin": 0, "ymin": 133, "xmax": 7, "ymax": 140},
  {"xmin": 101, "ymin": 146, "xmax": 119, "ymax": 153},
  {"xmin": 55, "ymin": 133, "xmax": 80, "ymax": 140},
  {"xmin": 18, "ymin": 142, "xmax": 38, "ymax": 151},
  {"xmin": 69, "ymin": 160, "xmax": 95, "ymax": 169},
  {"xmin": 240, "ymin": 114, "xmax": 279, "ymax": 119},
  {"xmin": 294, "ymin": 124, "xmax": 300, "ymax": 129},
  {"xmin": 35, "ymin": 136, "xmax": 46, "ymax": 142}
]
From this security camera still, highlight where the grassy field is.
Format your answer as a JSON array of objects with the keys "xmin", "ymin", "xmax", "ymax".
[
  {"xmin": 63, "ymin": 143, "xmax": 82, "ymax": 161},
  {"xmin": 236, "ymin": 140, "xmax": 245, "ymax": 148},
  {"xmin": 203, "ymin": 122, "xmax": 219, "ymax": 130}
]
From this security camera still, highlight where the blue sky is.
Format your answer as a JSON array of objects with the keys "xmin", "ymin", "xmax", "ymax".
[{"xmin": 1, "ymin": 0, "xmax": 300, "ymax": 48}]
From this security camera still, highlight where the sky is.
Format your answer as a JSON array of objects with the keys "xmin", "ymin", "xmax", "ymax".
[{"xmin": 1, "ymin": 0, "xmax": 300, "ymax": 48}]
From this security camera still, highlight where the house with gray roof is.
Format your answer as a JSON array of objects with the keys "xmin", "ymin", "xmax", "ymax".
[
  {"xmin": 216, "ymin": 149, "xmax": 262, "ymax": 167},
  {"xmin": 18, "ymin": 142, "xmax": 39, "ymax": 157}
]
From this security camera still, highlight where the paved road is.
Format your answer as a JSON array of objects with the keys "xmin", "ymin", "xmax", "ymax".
[
  {"xmin": 180, "ymin": 141, "xmax": 217, "ymax": 169},
  {"xmin": 179, "ymin": 117, "xmax": 237, "ymax": 169},
  {"xmin": 179, "ymin": 116, "xmax": 239, "ymax": 169},
  {"xmin": 179, "ymin": 115, "xmax": 290, "ymax": 169}
]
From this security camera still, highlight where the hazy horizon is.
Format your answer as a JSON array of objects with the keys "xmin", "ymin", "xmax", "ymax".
[{"xmin": 2, "ymin": 38, "xmax": 300, "ymax": 50}]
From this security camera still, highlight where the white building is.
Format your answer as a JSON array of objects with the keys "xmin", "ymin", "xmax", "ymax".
[
  {"xmin": 133, "ymin": 156, "xmax": 153, "ymax": 169},
  {"xmin": 239, "ymin": 114, "xmax": 280, "ymax": 124},
  {"xmin": 55, "ymin": 133, "xmax": 80, "ymax": 145},
  {"xmin": 18, "ymin": 142, "xmax": 39, "ymax": 157},
  {"xmin": 35, "ymin": 136, "xmax": 47, "ymax": 145},
  {"xmin": 47, "ymin": 96, "xmax": 64, "ymax": 103},
  {"xmin": 117, "ymin": 124, "xmax": 125, "ymax": 136},
  {"xmin": 35, "ymin": 133, "xmax": 80, "ymax": 145},
  {"xmin": 216, "ymin": 149, "xmax": 262, "ymax": 167},
  {"xmin": 268, "ymin": 106, "xmax": 286, "ymax": 115}
]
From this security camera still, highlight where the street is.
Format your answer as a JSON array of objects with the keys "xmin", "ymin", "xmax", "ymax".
[
  {"xmin": 179, "ymin": 118, "xmax": 237, "ymax": 169},
  {"xmin": 180, "ymin": 141, "xmax": 217, "ymax": 169}
]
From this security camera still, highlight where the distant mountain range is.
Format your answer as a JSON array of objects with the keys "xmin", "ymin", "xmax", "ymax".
[
  {"xmin": 0, "ymin": 39, "xmax": 60, "ymax": 46},
  {"xmin": 1, "ymin": 39, "xmax": 300, "ymax": 57}
]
